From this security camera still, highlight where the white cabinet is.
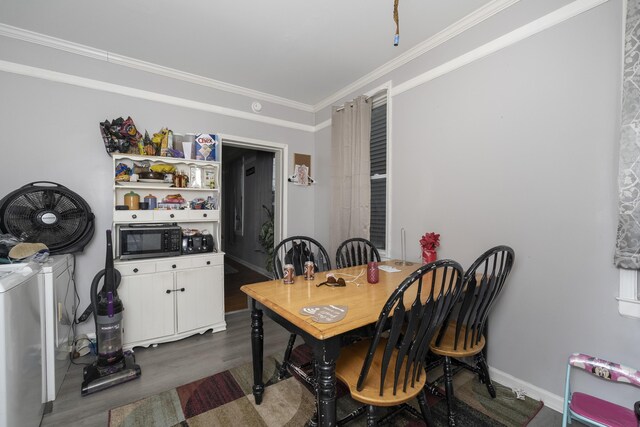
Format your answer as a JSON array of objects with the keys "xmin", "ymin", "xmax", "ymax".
[
  {"xmin": 40, "ymin": 254, "xmax": 74, "ymax": 402},
  {"xmin": 116, "ymin": 254, "xmax": 225, "ymax": 349},
  {"xmin": 111, "ymin": 153, "xmax": 226, "ymax": 350},
  {"xmin": 176, "ymin": 264, "xmax": 224, "ymax": 333}
]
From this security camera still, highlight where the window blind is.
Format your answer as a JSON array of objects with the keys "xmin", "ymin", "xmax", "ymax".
[{"xmin": 370, "ymin": 102, "xmax": 387, "ymax": 250}]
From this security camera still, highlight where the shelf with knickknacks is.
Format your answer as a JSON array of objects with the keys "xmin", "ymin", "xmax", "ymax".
[{"xmin": 109, "ymin": 152, "xmax": 225, "ymax": 350}]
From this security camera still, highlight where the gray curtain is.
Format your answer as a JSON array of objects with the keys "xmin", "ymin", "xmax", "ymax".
[
  {"xmin": 330, "ymin": 96, "xmax": 372, "ymax": 256},
  {"xmin": 615, "ymin": 0, "xmax": 640, "ymax": 268}
]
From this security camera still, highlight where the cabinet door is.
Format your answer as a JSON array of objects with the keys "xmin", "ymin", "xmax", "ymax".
[
  {"xmin": 119, "ymin": 271, "xmax": 175, "ymax": 345},
  {"xmin": 175, "ymin": 265, "xmax": 224, "ymax": 333}
]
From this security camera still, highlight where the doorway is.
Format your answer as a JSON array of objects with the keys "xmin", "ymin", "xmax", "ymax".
[{"xmin": 221, "ymin": 137, "xmax": 287, "ymax": 312}]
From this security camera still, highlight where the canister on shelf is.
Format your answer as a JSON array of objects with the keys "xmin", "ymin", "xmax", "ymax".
[
  {"xmin": 144, "ymin": 194, "xmax": 157, "ymax": 210},
  {"xmin": 173, "ymin": 172, "xmax": 188, "ymax": 188},
  {"xmin": 124, "ymin": 191, "xmax": 140, "ymax": 210}
]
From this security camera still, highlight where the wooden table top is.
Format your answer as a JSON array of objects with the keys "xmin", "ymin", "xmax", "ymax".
[{"xmin": 241, "ymin": 260, "xmax": 420, "ymax": 340}]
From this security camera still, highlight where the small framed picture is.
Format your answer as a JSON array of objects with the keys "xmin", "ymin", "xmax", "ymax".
[{"xmin": 294, "ymin": 164, "xmax": 309, "ymax": 186}]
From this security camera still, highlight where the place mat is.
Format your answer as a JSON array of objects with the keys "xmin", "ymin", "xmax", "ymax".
[{"xmin": 299, "ymin": 305, "xmax": 348, "ymax": 323}]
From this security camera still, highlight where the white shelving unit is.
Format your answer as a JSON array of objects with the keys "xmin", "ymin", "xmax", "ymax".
[{"xmin": 111, "ymin": 153, "xmax": 226, "ymax": 349}]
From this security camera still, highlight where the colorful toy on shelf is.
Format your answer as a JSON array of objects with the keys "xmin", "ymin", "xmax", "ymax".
[
  {"xmin": 139, "ymin": 131, "xmax": 156, "ymax": 156},
  {"xmin": 151, "ymin": 128, "xmax": 173, "ymax": 157},
  {"xmin": 189, "ymin": 196, "xmax": 217, "ymax": 210},
  {"xmin": 100, "ymin": 116, "xmax": 142, "ymax": 155},
  {"xmin": 114, "ymin": 163, "xmax": 132, "ymax": 182}
]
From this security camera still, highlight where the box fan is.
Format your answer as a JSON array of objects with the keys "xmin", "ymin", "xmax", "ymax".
[{"xmin": 0, "ymin": 181, "xmax": 95, "ymax": 254}]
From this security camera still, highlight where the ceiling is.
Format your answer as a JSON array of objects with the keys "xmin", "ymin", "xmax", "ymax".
[{"xmin": 0, "ymin": 0, "xmax": 494, "ymax": 106}]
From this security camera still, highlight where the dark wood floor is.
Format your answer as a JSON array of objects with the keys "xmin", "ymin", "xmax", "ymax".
[{"xmin": 224, "ymin": 257, "xmax": 271, "ymax": 312}]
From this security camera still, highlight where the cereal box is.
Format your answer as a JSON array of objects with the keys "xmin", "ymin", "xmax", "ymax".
[{"xmin": 194, "ymin": 133, "xmax": 219, "ymax": 161}]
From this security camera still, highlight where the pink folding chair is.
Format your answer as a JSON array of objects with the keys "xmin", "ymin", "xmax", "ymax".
[{"xmin": 562, "ymin": 353, "xmax": 640, "ymax": 427}]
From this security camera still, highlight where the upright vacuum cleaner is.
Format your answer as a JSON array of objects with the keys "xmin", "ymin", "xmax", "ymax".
[{"xmin": 81, "ymin": 230, "xmax": 141, "ymax": 396}]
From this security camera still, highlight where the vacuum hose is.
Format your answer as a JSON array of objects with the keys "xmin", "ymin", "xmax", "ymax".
[
  {"xmin": 94, "ymin": 230, "xmax": 124, "ymax": 366},
  {"xmin": 77, "ymin": 269, "xmax": 122, "ymax": 323}
]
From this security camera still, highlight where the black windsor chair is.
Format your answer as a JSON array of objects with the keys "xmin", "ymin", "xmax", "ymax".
[
  {"xmin": 427, "ymin": 245, "xmax": 515, "ymax": 427},
  {"xmin": 334, "ymin": 259, "xmax": 464, "ymax": 426},
  {"xmin": 335, "ymin": 237, "xmax": 381, "ymax": 269},
  {"xmin": 272, "ymin": 236, "xmax": 331, "ymax": 381}
]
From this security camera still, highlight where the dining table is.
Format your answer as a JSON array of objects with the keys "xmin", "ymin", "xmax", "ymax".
[{"xmin": 240, "ymin": 259, "xmax": 418, "ymax": 427}]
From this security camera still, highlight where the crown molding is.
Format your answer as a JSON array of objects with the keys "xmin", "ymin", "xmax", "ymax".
[
  {"xmin": 0, "ymin": 23, "xmax": 315, "ymax": 113},
  {"xmin": 391, "ymin": 0, "xmax": 609, "ymax": 97},
  {"xmin": 0, "ymin": 23, "xmax": 107, "ymax": 61},
  {"xmin": 314, "ymin": 119, "xmax": 332, "ymax": 132},
  {"xmin": 0, "ymin": 59, "xmax": 315, "ymax": 132},
  {"xmin": 0, "ymin": 0, "xmax": 608, "ymax": 135},
  {"xmin": 312, "ymin": 0, "xmax": 521, "ymax": 112}
]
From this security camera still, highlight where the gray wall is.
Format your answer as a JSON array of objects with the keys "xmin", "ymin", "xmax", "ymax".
[
  {"xmin": 315, "ymin": 0, "xmax": 637, "ymax": 408},
  {"xmin": 0, "ymin": 0, "xmax": 636, "ymax": 409},
  {"xmin": 0, "ymin": 39, "xmax": 315, "ymax": 337}
]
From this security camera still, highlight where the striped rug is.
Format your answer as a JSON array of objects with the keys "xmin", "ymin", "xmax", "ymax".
[{"xmin": 109, "ymin": 348, "xmax": 543, "ymax": 427}]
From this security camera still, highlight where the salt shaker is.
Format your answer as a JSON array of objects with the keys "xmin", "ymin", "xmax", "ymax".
[{"xmin": 367, "ymin": 261, "xmax": 379, "ymax": 284}]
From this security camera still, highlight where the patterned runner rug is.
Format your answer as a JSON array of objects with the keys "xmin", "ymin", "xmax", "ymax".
[{"xmin": 109, "ymin": 349, "xmax": 543, "ymax": 427}]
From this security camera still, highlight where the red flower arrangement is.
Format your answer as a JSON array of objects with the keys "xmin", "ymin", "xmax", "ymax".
[{"xmin": 420, "ymin": 232, "xmax": 440, "ymax": 251}]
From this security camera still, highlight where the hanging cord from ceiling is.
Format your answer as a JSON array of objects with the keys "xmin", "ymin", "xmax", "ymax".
[{"xmin": 393, "ymin": 0, "xmax": 400, "ymax": 46}]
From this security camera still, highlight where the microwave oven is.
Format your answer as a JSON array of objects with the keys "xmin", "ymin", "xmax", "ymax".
[{"xmin": 118, "ymin": 223, "xmax": 182, "ymax": 260}]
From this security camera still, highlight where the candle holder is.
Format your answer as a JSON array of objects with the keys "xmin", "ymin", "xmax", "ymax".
[{"xmin": 395, "ymin": 227, "xmax": 414, "ymax": 266}]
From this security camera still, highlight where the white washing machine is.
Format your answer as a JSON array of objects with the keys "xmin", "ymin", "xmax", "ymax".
[
  {"xmin": 0, "ymin": 262, "xmax": 44, "ymax": 427},
  {"xmin": 40, "ymin": 255, "xmax": 74, "ymax": 402}
]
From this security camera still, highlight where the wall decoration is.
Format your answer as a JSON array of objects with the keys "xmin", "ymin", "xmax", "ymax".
[{"xmin": 289, "ymin": 153, "xmax": 315, "ymax": 185}]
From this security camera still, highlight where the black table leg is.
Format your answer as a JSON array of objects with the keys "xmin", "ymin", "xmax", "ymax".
[
  {"xmin": 251, "ymin": 299, "xmax": 264, "ymax": 405},
  {"xmin": 312, "ymin": 338, "xmax": 340, "ymax": 427}
]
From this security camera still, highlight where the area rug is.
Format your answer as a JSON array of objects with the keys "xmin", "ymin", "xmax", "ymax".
[{"xmin": 109, "ymin": 349, "xmax": 543, "ymax": 427}]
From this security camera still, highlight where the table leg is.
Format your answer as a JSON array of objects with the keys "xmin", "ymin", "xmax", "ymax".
[
  {"xmin": 313, "ymin": 339, "xmax": 340, "ymax": 427},
  {"xmin": 250, "ymin": 299, "xmax": 264, "ymax": 405}
]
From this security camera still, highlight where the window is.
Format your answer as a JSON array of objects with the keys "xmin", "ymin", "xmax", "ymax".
[
  {"xmin": 370, "ymin": 95, "xmax": 387, "ymax": 251},
  {"xmin": 619, "ymin": 270, "xmax": 640, "ymax": 318}
]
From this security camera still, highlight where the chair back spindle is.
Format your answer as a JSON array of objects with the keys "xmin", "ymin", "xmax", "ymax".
[
  {"xmin": 273, "ymin": 236, "xmax": 331, "ymax": 278},
  {"xmin": 356, "ymin": 260, "xmax": 464, "ymax": 396},
  {"xmin": 336, "ymin": 238, "xmax": 381, "ymax": 269},
  {"xmin": 435, "ymin": 246, "xmax": 514, "ymax": 352}
]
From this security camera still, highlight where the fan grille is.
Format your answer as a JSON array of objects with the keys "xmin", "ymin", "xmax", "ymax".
[{"xmin": 1, "ymin": 185, "xmax": 93, "ymax": 253}]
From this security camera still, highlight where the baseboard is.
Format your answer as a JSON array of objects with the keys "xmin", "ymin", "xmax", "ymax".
[
  {"xmin": 489, "ymin": 366, "xmax": 564, "ymax": 413},
  {"xmin": 225, "ymin": 254, "xmax": 272, "ymax": 278}
]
